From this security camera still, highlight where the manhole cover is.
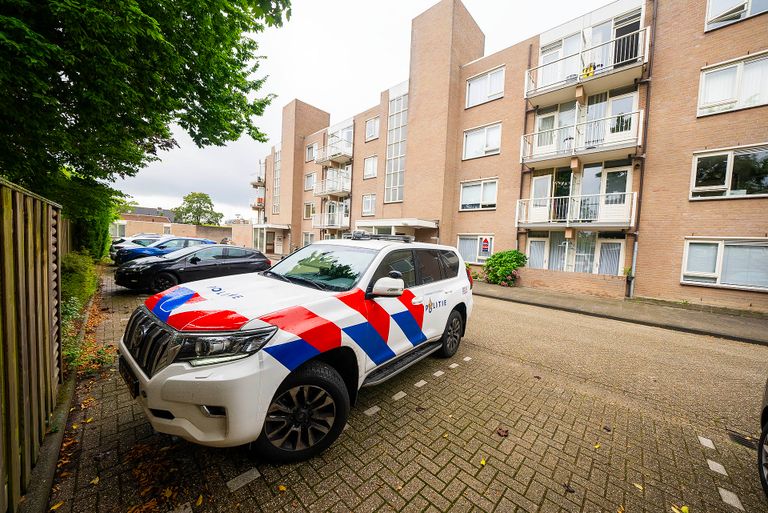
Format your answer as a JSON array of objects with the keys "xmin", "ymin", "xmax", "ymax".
[{"xmin": 726, "ymin": 429, "xmax": 757, "ymax": 450}]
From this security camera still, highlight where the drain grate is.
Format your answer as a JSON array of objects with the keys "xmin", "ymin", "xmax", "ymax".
[{"xmin": 726, "ymin": 429, "xmax": 757, "ymax": 450}]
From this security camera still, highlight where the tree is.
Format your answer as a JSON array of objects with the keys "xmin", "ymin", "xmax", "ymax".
[
  {"xmin": 174, "ymin": 192, "xmax": 223, "ymax": 226},
  {"xmin": 0, "ymin": 0, "xmax": 291, "ymax": 190}
]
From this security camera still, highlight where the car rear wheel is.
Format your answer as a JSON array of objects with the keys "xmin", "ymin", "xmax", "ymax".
[
  {"xmin": 151, "ymin": 272, "xmax": 178, "ymax": 293},
  {"xmin": 759, "ymin": 421, "xmax": 768, "ymax": 499},
  {"xmin": 436, "ymin": 309, "xmax": 463, "ymax": 358},
  {"xmin": 254, "ymin": 361, "xmax": 349, "ymax": 463}
]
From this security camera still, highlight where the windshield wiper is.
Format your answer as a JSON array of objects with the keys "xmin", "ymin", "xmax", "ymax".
[
  {"xmin": 283, "ymin": 275, "xmax": 329, "ymax": 291},
  {"xmin": 262, "ymin": 270, "xmax": 290, "ymax": 283}
]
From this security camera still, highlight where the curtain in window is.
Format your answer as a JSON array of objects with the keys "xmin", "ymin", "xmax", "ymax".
[
  {"xmin": 528, "ymin": 241, "xmax": 546, "ymax": 269},
  {"xmin": 740, "ymin": 58, "xmax": 768, "ymax": 108},
  {"xmin": 702, "ymin": 66, "xmax": 737, "ymax": 105},
  {"xmin": 465, "ymin": 131, "xmax": 485, "ymax": 158},
  {"xmin": 548, "ymin": 231, "xmax": 566, "ymax": 271},
  {"xmin": 574, "ymin": 232, "xmax": 596, "ymax": 273},
  {"xmin": 461, "ymin": 184, "xmax": 481, "ymax": 209},
  {"xmin": 458, "ymin": 237, "xmax": 479, "ymax": 264},
  {"xmin": 488, "ymin": 69, "xmax": 504, "ymax": 95},
  {"xmin": 686, "ymin": 243, "xmax": 718, "ymax": 273},
  {"xmin": 481, "ymin": 182, "xmax": 497, "ymax": 206},
  {"xmin": 598, "ymin": 242, "xmax": 622, "ymax": 275},
  {"xmin": 486, "ymin": 125, "xmax": 501, "ymax": 151},
  {"xmin": 721, "ymin": 244, "xmax": 768, "ymax": 288},
  {"xmin": 467, "ymin": 79, "xmax": 485, "ymax": 107}
]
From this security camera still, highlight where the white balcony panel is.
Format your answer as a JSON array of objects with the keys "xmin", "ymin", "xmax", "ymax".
[
  {"xmin": 312, "ymin": 212, "xmax": 351, "ymax": 229},
  {"xmin": 313, "ymin": 173, "xmax": 351, "ymax": 197},
  {"xmin": 516, "ymin": 192, "xmax": 637, "ymax": 229},
  {"xmin": 315, "ymin": 140, "xmax": 353, "ymax": 165}
]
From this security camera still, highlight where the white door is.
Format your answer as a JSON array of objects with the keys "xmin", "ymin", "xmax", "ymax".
[
  {"xmin": 411, "ymin": 249, "xmax": 453, "ymax": 343},
  {"xmin": 527, "ymin": 239, "xmax": 549, "ymax": 269},
  {"xmin": 530, "ymin": 175, "xmax": 552, "ymax": 223},
  {"xmin": 534, "ymin": 112, "xmax": 557, "ymax": 156},
  {"xmin": 595, "ymin": 241, "xmax": 623, "ymax": 275},
  {"xmin": 605, "ymin": 94, "xmax": 636, "ymax": 144},
  {"xmin": 599, "ymin": 167, "xmax": 631, "ymax": 223}
]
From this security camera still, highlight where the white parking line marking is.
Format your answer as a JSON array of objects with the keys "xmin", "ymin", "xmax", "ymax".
[
  {"xmin": 392, "ymin": 391, "xmax": 406, "ymax": 401},
  {"xmin": 463, "ymin": 356, "xmax": 472, "ymax": 362},
  {"xmin": 414, "ymin": 380, "xmax": 427, "ymax": 388},
  {"xmin": 718, "ymin": 488, "xmax": 744, "ymax": 511},
  {"xmin": 449, "ymin": 363, "xmax": 459, "ymax": 369},
  {"xmin": 707, "ymin": 459, "xmax": 728, "ymax": 476},
  {"xmin": 226, "ymin": 468, "xmax": 261, "ymax": 492},
  {"xmin": 364, "ymin": 406, "xmax": 380, "ymax": 416},
  {"xmin": 433, "ymin": 371, "xmax": 445, "ymax": 377},
  {"xmin": 343, "ymin": 423, "xmax": 350, "ymax": 431},
  {"xmin": 698, "ymin": 436, "xmax": 716, "ymax": 449}
]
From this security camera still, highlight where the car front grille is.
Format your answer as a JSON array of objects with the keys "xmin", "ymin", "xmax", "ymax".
[{"xmin": 123, "ymin": 307, "xmax": 180, "ymax": 377}]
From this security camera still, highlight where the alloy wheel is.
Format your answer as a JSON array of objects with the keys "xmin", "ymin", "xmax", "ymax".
[
  {"xmin": 762, "ymin": 434, "xmax": 768, "ymax": 487},
  {"xmin": 445, "ymin": 316, "xmax": 462, "ymax": 353},
  {"xmin": 264, "ymin": 385, "xmax": 336, "ymax": 451}
]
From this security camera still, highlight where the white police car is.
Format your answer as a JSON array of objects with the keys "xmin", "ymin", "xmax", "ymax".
[{"xmin": 118, "ymin": 235, "xmax": 473, "ymax": 461}]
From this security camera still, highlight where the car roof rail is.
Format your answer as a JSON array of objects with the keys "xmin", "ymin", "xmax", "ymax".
[{"xmin": 343, "ymin": 230, "xmax": 414, "ymax": 243}]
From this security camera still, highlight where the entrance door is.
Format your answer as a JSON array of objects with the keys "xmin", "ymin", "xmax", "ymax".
[
  {"xmin": 613, "ymin": 12, "xmax": 641, "ymax": 68},
  {"xmin": 266, "ymin": 231, "xmax": 275, "ymax": 254},
  {"xmin": 530, "ymin": 175, "xmax": 552, "ymax": 223},
  {"xmin": 596, "ymin": 241, "xmax": 623, "ymax": 275},
  {"xmin": 599, "ymin": 167, "xmax": 631, "ymax": 223},
  {"xmin": 527, "ymin": 239, "xmax": 548, "ymax": 269},
  {"xmin": 606, "ymin": 94, "xmax": 635, "ymax": 144},
  {"xmin": 534, "ymin": 111, "xmax": 557, "ymax": 156}
]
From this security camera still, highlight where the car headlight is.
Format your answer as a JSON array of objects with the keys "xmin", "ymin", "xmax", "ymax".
[
  {"xmin": 132, "ymin": 264, "xmax": 152, "ymax": 272},
  {"xmin": 173, "ymin": 326, "xmax": 277, "ymax": 366}
]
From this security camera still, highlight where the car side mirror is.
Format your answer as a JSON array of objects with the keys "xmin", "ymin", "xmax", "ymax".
[
  {"xmin": 189, "ymin": 256, "xmax": 200, "ymax": 264},
  {"xmin": 370, "ymin": 277, "xmax": 404, "ymax": 297}
]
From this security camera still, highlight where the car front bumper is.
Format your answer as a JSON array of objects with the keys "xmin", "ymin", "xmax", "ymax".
[
  {"xmin": 117, "ymin": 337, "xmax": 289, "ymax": 447},
  {"xmin": 114, "ymin": 268, "xmax": 150, "ymax": 289}
]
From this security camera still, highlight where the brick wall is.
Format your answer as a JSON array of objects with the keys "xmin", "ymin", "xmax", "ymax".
[{"xmin": 516, "ymin": 268, "xmax": 628, "ymax": 299}]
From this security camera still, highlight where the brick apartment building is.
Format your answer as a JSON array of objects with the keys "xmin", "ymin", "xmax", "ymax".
[{"xmin": 250, "ymin": 0, "xmax": 768, "ymax": 312}]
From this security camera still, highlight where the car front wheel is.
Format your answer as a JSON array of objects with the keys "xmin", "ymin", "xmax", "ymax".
[
  {"xmin": 254, "ymin": 361, "xmax": 349, "ymax": 463},
  {"xmin": 151, "ymin": 272, "xmax": 178, "ymax": 293},
  {"xmin": 436, "ymin": 309, "xmax": 463, "ymax": 358},
  {"xmin": 759, "ymin": 421, "xmax": 768, "ymax": 499}
]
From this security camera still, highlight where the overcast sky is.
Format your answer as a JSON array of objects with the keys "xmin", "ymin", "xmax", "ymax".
[{"xmin": 115, "ymin": 0, "xmax": 609, "ymax": 221}]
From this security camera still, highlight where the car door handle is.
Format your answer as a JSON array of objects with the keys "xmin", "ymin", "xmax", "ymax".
[{"xmin": 411, "ymin": 297, "xmax": 424, "ymax": 305}]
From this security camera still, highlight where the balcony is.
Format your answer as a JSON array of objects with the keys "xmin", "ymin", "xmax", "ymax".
[
  {"xmin": 521, "ymin": 110, "xmax": 643, "ymax": 167},
  {"xmin": 250, "ymin": 175, "xmax": 265, "ymax": 188},
  {"xmin": 314, "ymin": 174, "xmax": 351, "ymax": 197},
  {"xmin": 312, "ymin": 212, "xmax": 350, "ymax": 230},
  {"xmin": 525, "ymin": 28, "xmax": 648, "ymax": 105},
  {"xmin": 250, "ymin": 197, "xmax": 265, "ymax": 210},
  {"xmin": 516, "ymin": 192, "xmax": 637, "ymax": 229},
  {"xmin": 315, "ymin": 140, "xmax": 353, "ymax": 165}
]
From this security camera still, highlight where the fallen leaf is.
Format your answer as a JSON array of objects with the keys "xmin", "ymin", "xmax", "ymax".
[
  {"xmin": 671, "ymin": 507, "xmax": 681, "ymax": 513},
  {"xmin": 85, "ymin": 418, "xmax": 93, "ymax": 424},
  {"xmin": 681, "ymin": 507, "xmax": 689, "ymax": 513},
  {"xmin": 60, "ymin": 472, "xmax": 72, "ymax": 478},
  {"xmin": 50, "ymin": 502, "xmax": 64, "ymax": 511},
  {"xmin": 594, "ymin": 443, "xmax": 601, "ymax": 449},
  {"xmin": 277, "ymin": 485, "xmax": 287, "ymax": 492},
  {"xmin": 603, "ymin": 425, "xmax": 613, "ymax": 433},
  {"xmin": 196, "ymin": 495, "xmax": 204, "ymax": 506},
  {"xmin": 633, "ymin": 483, "xmax": 643, "ymax": 492},
  {"xmin": 90, "ymin": 477, "xmax": 99, "ymax": 485},
  {"xmin": 480, "ymin": 457, "xmax": 486, "ymax": 466},
  {"xmin": 415, "ymin": 406, "xmax": 426, "ymax": 413},
  {"xmin": 163, "ymin": 487, "xmax": 173, "ymax": 498},
  {"xmin": 533, "ymin": 375, "xmax": 542, "ymax": 380},
  {"xmin": 71, "ymin": 424, "xmax": 79, "ymax": 430},
  {"xmin": 617, "ymin": 506, "xmax": 625, "ymax": 513},
  {"xmin": 496, "ymin": 427, "xmax": 509, "ymax": 438},
  {"xmin": 443, "ymin": 433, "xmax": 448, "ymax": 438},
  {"xmin": 563, "ymin": 483, "xmax": 576, "ymax": 494}
]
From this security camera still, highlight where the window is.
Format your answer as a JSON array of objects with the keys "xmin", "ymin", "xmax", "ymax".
[
  {"xmin": 706, "ymin": 0, "xmax": 768, "ymax": 30},
  {"xmin": 302, "ymin": 232, "xmax": 315, "ymax": 247},
  {"xmin": 372, "ymin": 249, "xmax": 416, "ymax": 288},
  {"xmin": 272, "ymin": 150, "xmax": 281, "ymax": 214},
  {"xmin": 466, "ymin": 67, "xmax": 505, "ymax": 108},
  {"xmin": 364, "ymin": 156, "xmax": 378, "ymax": 179},
  {"xmin": 691, "ymin": 144, "xmax": 768, "ymax": 198},
  {"xmin": 460, "ymin": 179, "xmax": 497, "ymax": 210},
  {"xmin": 698, "ymin": 54, "xmax": 768, "ymax": 115},
  {"xmin": 193, "ymin": 246, "xmax": 228, "ymax": 261},
  {"xmin": 683, "ymin": 239, "xmax": 768, "ymax": 290},
  {"xmin": 163, "ymin": 224, "xmax": 171, "ymax": 235},
  {"xmin": 416, "ymin": 250, "xmax": 444, "ymax": 285},
  {"xmin": 109, "ymin": 222, "xmax": 126, "ymax": 237},
  {"xmin": 303, "ymin": 202, "xmax": 315, "ymax": 220},
  {"xmin": 362, "ymin": 194, "xmax": 376, "ymax": 216},
  {"xmin": 457, "ymin": 235, "xmax": 494, "ymax": 264},
  {"xmin": 304, "ymin": 173, "xmax": 316, "ymax": 191},
  {"xmin": 226, "ymin": 248, "xmax": 250, "ymax": 258},
  {"xmin": 157, "ymin": 239, "xmax": 186, "ymax": 250},
  {"xmin": 305, "ymin": 143, "xmax": 317, "ymax": 162},
  {"xmin": 365, "ymin": 117, "xmax": 380, "ymax": 141},
  {"xmin": 386, "ymin": 94, "xmax": 408, "ymax": 203},
  {"xmin": 439, "ymin": 250, "xmax": 460, "ymax": 278},
  {"xmin": 463, "ymin": 123, "xmax": 501, "ymax": 159}
]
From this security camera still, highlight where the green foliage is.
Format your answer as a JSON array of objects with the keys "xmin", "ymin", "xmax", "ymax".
[
  {"xmin": 61, "ymin": 251, "xmax": 98, "ymax": 307},
  {"xmin": 483, "ymin": 250, "xmax": 527, "ymax": 287},
  {"xmin": 0, "ymin": 0, "xmax": 291, "ymax": 186},
  {"xmin": 174, "ymin": 192, "xmax": 224, "ymax": 226}
]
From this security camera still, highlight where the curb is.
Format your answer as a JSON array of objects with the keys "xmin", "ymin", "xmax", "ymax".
[
  {"xmin": 19, "ymin": 294, "xmax": 95, "ymax": 513},
  {"xmin": 473, "ymin": 290, "xmax": 768, "ymax": 347}
]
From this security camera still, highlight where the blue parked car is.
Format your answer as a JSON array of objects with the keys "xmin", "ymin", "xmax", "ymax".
[{"xmin": 114, "ymin": 237, "xmax": 215, "ymax": 264}]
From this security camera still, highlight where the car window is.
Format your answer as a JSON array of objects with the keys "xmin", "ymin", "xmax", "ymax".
[
  {"xmin": 184, "ymin": 239, "xmax": 206, "ymax": 248},
  {"xmin": 416, "ymin": 250, "xmax": 444, "ymax": 285},
  {"xmin": 133, "ymin": 238, "xmax": 155, "ymax": 247},
  {"xmin": 157, "ymin": 239, "xmax": 186, "ymax": 250},
  {"xmin": 225, "ymin": 248, "xmax": 250, "ymax": 258},
  {"xmin": 193, "ymin": 247, "xmax": 227, "ymax": 261},
  {"xmin": 371, "ymin": 250, "xmax": 416, "ymax": 288},
  {"xmin": 439, "ymin": 250, "xmax": 460, "ymax": 278}
]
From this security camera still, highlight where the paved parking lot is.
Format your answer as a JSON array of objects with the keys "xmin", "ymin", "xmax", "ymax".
[{"xmin": 50, "ymin": 274, "xmax": 768, "ymax": 512}]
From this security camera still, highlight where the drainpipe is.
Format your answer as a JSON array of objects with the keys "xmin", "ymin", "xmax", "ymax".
[
  {"xmin": 517, "ymin": 43, "xmax": 533, "ymax": 252},
  {"xmin": 629, "ymin": 0, "xmax": 657, "ymax": 298}
]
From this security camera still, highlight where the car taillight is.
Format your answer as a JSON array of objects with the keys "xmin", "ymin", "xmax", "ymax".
[
  {"xmin": 465, "ymin": 266, "xmax": 473, "ymax": 289},
  {"xmin": 266, "ymin": 259, "xmax": 272, "ymax": 267}
]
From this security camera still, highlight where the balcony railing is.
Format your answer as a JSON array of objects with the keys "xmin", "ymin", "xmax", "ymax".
[
  {"xmin": 516, "ymin": 192, "xmax": 637, "ymax": 228},
  {"xmin": 314, "ymin": 173, "xmax": 351, "ymax": 197},
  {"xmin": 250, "ymin": 197, "xmax": 265, "ymax": 210},
  {"xmin": 525, "ymin": 28, "xmax": 648, "ymax": 98},
  {"xmin": 521, "ymin": 110, "xmax": 642, "ymax": 163},
  {"xmin": 250, "ymin": 175, "xmax": 265, "ymax": 187},
  {"xmin": 312, "ymin": 212, "xmax": 350, "ymax": 229},
  {"xmin": 315, "ymin": 140, "xmax": 353, "ymax": 165}
]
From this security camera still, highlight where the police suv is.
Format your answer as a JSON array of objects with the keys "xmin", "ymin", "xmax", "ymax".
[{"xmin": 118, "ymin": 235, "xmax": 473, "ymax": 461}]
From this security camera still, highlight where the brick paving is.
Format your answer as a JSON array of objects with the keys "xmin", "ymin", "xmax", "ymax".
[{"xmin": 48, "ymin": 270, "xmax": 767, "ymax": 512}]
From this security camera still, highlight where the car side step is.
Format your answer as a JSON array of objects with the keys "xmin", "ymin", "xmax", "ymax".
[{"xmin": 362, "ymin": 341, "xmax": 442, "ymax": 387}]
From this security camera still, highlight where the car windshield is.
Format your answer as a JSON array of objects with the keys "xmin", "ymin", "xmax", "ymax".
[{"xmin": 267, "ymin": 244, "xmax": 377, "ymax": 292}]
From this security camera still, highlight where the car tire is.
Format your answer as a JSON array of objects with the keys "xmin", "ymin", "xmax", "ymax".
[
  {"xmin": 759, "ymin": 421, "xmax": 768, "ymax": 499},
  {"xmin": 254, "ymin": 361, "xmax": 349, "ymax": 463},
  {"xmin": 436, "ymin": 309, "xmax": 463, "ymax": 358},
  {"xmin": 151, "ymin": 272, "xmax": 178, "ymax": 293}
]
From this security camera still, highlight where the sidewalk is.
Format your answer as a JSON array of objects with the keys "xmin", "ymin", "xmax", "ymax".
[{"xmin": 472, "ymin": 282, "xmax": 768, "ymax": 345}]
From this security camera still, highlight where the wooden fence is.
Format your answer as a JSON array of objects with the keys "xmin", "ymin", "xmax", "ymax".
[{"xmin": 0, "ymin": 178, "xmax": 70, "ymax": 513}]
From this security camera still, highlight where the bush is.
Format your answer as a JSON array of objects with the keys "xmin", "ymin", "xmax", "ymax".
[
  {"xmin": 61, "ymin": 251, "xmax": 98, "ymax": 307},
  {"xmin": 483, "ymin": 250, "xmax": 527, "ymax": 286}
]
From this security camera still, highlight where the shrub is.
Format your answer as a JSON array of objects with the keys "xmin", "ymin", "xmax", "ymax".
[
  {"xmin": 61, "ymin": 251, "xmax": 98, "ymax": 307},
  {"xmin": 482, "ymin": 250, "xmax": 527, "ymax": 286}
]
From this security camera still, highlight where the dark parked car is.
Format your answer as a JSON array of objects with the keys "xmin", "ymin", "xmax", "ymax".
[
  {"xmin": 115, "ymin": 244, "xmax": 272, "ymax": 292},
  {"xmin": 114, "ymin": 237, "xmax": 214, "ymax": 265},
  {"xmin": 759, "ymin": 379, "xmax": 768, "ymax": 498}
]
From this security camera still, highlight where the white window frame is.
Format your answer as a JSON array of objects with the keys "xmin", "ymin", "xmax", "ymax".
[
  {"xmin": 459, "ymin": 179, "xmax": 498, "ymax": 211},
  {"xmin": 303, "ymin": 202, "xmax": 315, "ymax": 220},
  {"xmin": 272, "ymin": 150, "xmax": 281, "ymax": 215},
  {"xmin": 457, "ymin": 234, "xmax": 495, "ymax": 264},
  {"xmin": 361, "ymin": 194, "xmax": 376, "ymax": 216},
  {"xmin": 705, "ymin": 0, "xmax": 767, "ymax": 31},
  {"xmin": 681, "ymin": 237, "xmax": 768, "ymax": 292},
  {"xmin": 466, "ymin": 66, "xmax": 505, "ymax": 108},
  {"xmin": 462, "ymin": 122, "xmax": 502, "ymax": 160},
  {"xmin": 365, "ymin": 117, "xmax": 380, "ymax": 141},
  {"xmin": 690, "ymin": 142, "xmax": 768, "ymax": 200},
  {"xmin": 526, "ymin": 237, "xmax": 550, "ymax": 269},
  {"xmin": 697, "ymin": 52, "xmax": 768, "ymax": 116},
  {"xmin": 304, "ymin": 172, "xmax": 316, "ymax": 192},
  {"xmin": 593, "ymin": 238, "xmax": 626, "ymax": 276},
  {"xmin": 302, "ymin": 232, "xmax": 315, "ymax": 247},
  {"xmin": 305, "ymin": 143, "xmax": 317, "ymax": 162},
  {"xmin": 363, "ymin": 156, "xmax": 378, "ymax": 179}
]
